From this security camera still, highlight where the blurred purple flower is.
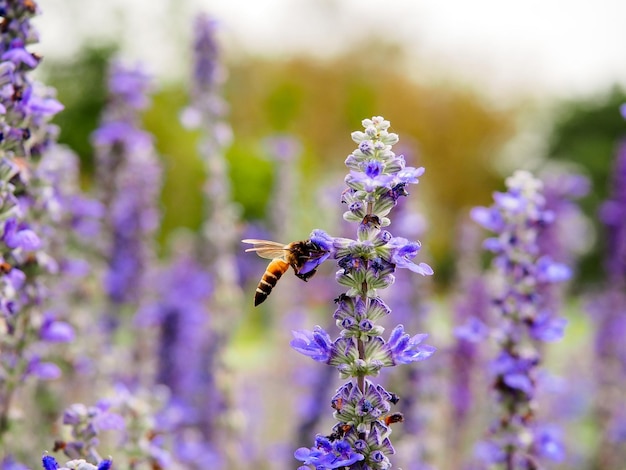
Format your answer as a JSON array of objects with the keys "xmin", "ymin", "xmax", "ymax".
[
  {"xmin": 2, "ymin": 218, "xmax": 41, "ymax": 251},
  {"xmin": 1, "ymin": 39, "xmax": 38, "ymax": 68},
  {"xmin": 40, "ymin": 312, "xmax": 75, "ymax": 343},
  {"xmin": 473, "ymin": 170, "xmax": 571, "ymax": 467},
  {"xmin": 533, "ymin": 425, "xmax": 565, "ymax": 462},
  {"xmin": 26, "ymin": 358, "xmax": 61, "ymax": 380}
]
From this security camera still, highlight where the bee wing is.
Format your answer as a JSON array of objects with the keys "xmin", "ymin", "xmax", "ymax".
[{"xmin": 241, "ymin": 239, "xmax": 289, "ymax": 260}]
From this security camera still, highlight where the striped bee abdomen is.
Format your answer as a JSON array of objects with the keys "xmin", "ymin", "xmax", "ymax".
[{"xmin": 255, "ymin": 258, "xmax": 290, "ymax": 306}]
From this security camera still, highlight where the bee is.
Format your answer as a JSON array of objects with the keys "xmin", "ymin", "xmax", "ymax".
[{"xmin": 242, "ymin": 238, "xmax": 329, "ymax": 306}]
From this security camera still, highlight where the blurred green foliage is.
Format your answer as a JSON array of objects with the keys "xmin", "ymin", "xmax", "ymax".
[
  {"xmin": 224, "ymin": 54, "xmax": 515, "ymax": 284},
  {"xmin": 39, "ymin": 44, "xmax": 516, "ymax": 285},
  {"xmin": 546, "ymin": 86, "xmax": 626, "ymax": 284},
  {"xmin": 141, "ymin": 87, "xmax": 206, "ymax": 245},
  {"xmin": 43, "ymin": 44, "xmax": 117, "ymax": 177},
  {"xmin": 42, "ymin": 42, "xmax": 623, "ymax": 286}
]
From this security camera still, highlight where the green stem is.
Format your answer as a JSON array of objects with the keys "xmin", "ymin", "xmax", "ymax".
[{"xmin": 356, "ymin": 201, "xmax": 375, "ymax": 394}]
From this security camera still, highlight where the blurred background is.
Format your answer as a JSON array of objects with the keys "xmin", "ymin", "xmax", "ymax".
[
  {"xmin": 33, "ymin": 0, "xmax": 626, "ymax": 288},
  {"xmin": 17, "ymin": 1, "xmax": 626, "ymax": 468}
]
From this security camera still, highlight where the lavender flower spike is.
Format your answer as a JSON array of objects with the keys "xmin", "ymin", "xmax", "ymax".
[
  {"xmin": 93, "ymin": 60, "xmax": 161, "ymax": 312},
  {"xmin": 289, "ymin": 117, "xmax": 435, "ymax": 469},
  {"xmin": 471, "ymin": 170, "xmax": 570, "ymax": 468},
  {"xmin": 587, "ymin": 119, "xmax": 626, "ymax": 469},
  {"xmin": 0, "ymin": 0, "xmax": 65, "ymax": 447}
]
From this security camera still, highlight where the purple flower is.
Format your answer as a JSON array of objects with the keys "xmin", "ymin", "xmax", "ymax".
[
  {"xmin": 470, "ymin": 206, "xmax": 504, "ymax": 232},
  {"xmin": 5, "ymin": 268, "xmax": 26, "ymax": 291},
  {"xmin": 41, "ymin": 455, "xmax": 58, "ymax": 470},
  {"xmin": 2, "ymin": 218, "xmax": 41, "ymax": 251},
  {"xmin": 475, "ymin": 440, "xmax": 506, "ymax": 464},
  {"xmin": 529, "ymin": 311, "xmax": 567, "ymax": 342},
  {"xmin": 346, "ymin": 164, "xmax": 394, "ymax": 192},
  {"xmin": 94, "ymin": 60, "xmax": 161, "ymax": 307},
  {"xmin": 386, "ymin": 324, "xmax": 435, "ymax": 364},
  {"xmin": 1, "ymin": 39, "xmax": 38, "ymax": 68},
  {"xmin": 107, "ymin": 60, "xmax": 152, "ymax": 110},
  {"xmin": 491, "ymin": 352, "xmax": 536, "ymax": 396},
  {"xmin": 26, "ymin": 358, "xmax": 61, "ymax": 380},
  {"xmin": 97, "ymin": 461, "xmax": 113, "ymax": 470},
  {"xmin": 394, "ymin": 165, "xmax": 425, "ymax": 185},
  {"xmin": 1, "ymin": 456, "xmax": 29, "ymax": 470},
  {"xmin": 40, "ymin": 313, "xmax": 75, "ymax": 343},
  {"xmin": 310, "ymin": 228, "xmax": 334, "ymax": 252},
  {"xmin": 23, "ymin": 91, "xmax": 64, "ymax": 117},
  {"xmin": 454, "ymin": 316, "xmax": 490, "ymax": 343},
  {"xmin": 473, "ymin": 170, "xmax": 571, "ymax": 466},
  {"xmin": 190, "ymin": 13, "xmax": 220, "ymax": 94},
  {"xmin": 536, "ymin": 256, "xmax": 571, "ymax": 283},
  {"xmin": 296, "ymin": 229, "xmax": 334, "ymax": 276},
  {"xmin": 533, "ymin": 426, "xmax": 565, "ymax": 462},
  {"xmin": 386, "ymin": 236, "xmax": 433, "ymax": 275},
  {"xmin": 295, "ymin": 439, "xmax": 364, "ymax": 469},
  {"xmin": 291, "ymin": 326, "xmax": 333, "ymax": 363},
  {"xmin": 288, "ymin": 117, "xmax": 434, "ymax": 469}
]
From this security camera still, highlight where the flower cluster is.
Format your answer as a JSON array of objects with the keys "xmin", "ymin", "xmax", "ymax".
[
  {"xmin": 0, "ymin": 0, "xmax": 65, "ymax": 445},
  {"xmin": 0, "ymin": 0, "xmax": 63, "ymax": 159},
  {"xmin": 179, "ymin": 14, "xmax": 243, "ymax": 467},
  {"xmin": 186, "ymin": 13, "xmax": 240, "ymax": 306},
  {"xmin": 135, "ymin": 248, "xmax": 224, "ymax": 467},
  {"xmin": 471, "ymin": 170, "xmax": 570, "ymax": 467},
  {"xmin": 50, "ymin": 386, "xmax": 172, "ymax": 469},
  {"xmin": 292, "ymin": 117, "xmax": 435, "ymax": 469},
  {"xmin": 54, "ymin": 402, "xmax": 125, "ymax": 462},
  {"xmin": 92, "ymin": 60, "xmax": 161, "ymax": 310}
]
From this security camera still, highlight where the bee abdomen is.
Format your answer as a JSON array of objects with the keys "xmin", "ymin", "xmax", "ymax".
[{"xmin": 255, "ymin": 258, "xmax": 290, "ymax": 306}]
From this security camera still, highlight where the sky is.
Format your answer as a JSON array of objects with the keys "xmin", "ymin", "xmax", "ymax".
[{"xmin": 36, "ymin": 0, "xmax": 626, "ymax": 101}]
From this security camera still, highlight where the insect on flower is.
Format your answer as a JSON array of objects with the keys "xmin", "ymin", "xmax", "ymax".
[{"xmin": 242, "ymin": 238, "xmax": 330, "ymax": 306}]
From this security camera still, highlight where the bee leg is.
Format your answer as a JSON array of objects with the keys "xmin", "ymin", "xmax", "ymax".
[{"xmin": 294, "ymin": 269, "xmax": 317, "ymax": 282}]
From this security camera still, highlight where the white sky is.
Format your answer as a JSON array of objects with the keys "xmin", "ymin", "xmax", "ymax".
[{"xmin": 36, "ymin": 0, "xmax": 626, "ymax": 101}]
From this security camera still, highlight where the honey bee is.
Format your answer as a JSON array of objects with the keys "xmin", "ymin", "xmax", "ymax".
[{"xmin": 242, "ymin": 238, "xmax": 329, "ymax": 306}]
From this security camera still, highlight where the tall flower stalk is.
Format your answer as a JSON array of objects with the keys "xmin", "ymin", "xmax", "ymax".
[
  {"xmin": 40, "ymin": 58, "xmax": 167, "ymax": 469},
  {"xmin": 135, "ymin": 244, "xmax": 221, "ymax": 468},
  {"xmin": 92, "ymin": 60, "xmax": 160, "ymax": 324},
  {"xmin": 448, "ymin": 219, "xmax": 491, "ymax": 466},
  {"xmin": 178, "ymin": 14, "xmax": 243, "ymax": 466},
  {"xmin": 290, "ymin": 116, "xmax": 435, "ymax": 469},
  {"xmin": 182, "ymin": 13, "xmax": 241, "ymax": 306},
  {"xmin": 0, "ymin": 0, "xmax": 64, "ymax": 449},
  {"xmin": 588, "ymin": 128, "xmax": 626, "ymax": 469},
  {"xmin": 471, "ymin": 170, "xmax": 570, "ymax": 469}
]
